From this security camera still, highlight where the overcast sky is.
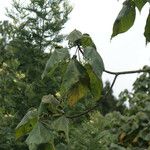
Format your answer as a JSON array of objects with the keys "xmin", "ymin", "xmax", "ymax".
[{"xmin": 1, "ymin": 0, "xmax": 150, "ymax": 96}]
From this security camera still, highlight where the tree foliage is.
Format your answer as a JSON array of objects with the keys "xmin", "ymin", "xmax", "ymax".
[
  {"xmin": 1, "ymin": 0, "xmax": 150, "ymax": 149},
  {"xmin": 0, "ymin": 0, "xmax": 71, "ymax": 149}
]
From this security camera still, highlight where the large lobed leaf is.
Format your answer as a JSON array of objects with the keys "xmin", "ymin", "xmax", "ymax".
[
  {"xmin": 83, "ymin": 47, "xmax": 104, "ymax": 79},
  {"xmin": 15, "ymin": 109, "xmax": 38, "ymax": 139},
  {"xmin": 111, "ymin": 0, "xmax": 136, "ymax": 39},
  {"xmin": 61, "ymin": 57, "xmax": 90, "ymax": 106},
  {"xmin": 41, "ymin": 48, "xmax": 70, "ymax": 79},
  {"xmin": 144, "ymin": 10, "xmax": 150, "ymax": 44},
  {"xmin": 26, "ymin": 121, "xmax": 54, "ymax": 150}
]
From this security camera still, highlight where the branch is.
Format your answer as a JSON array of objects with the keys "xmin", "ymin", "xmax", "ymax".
[
  {"xmin": 104, "ymin": 68, "xmax": 150, "ymax": 75},
  {"xmin": 67, "ymin": 67, "xmax": 150, "ymax": 119},
  {"xmin": 67, "ymin": 74, "xmax": 118, "ymax": 119},
  {"xmin": 77, "ymin": 44, "xmax": 84, "ymax": 55}
]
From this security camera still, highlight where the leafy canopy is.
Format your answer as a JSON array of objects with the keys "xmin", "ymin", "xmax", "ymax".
[{"xmin": 16, "ymin": 29, "xmax": 104, "ymax": 149}]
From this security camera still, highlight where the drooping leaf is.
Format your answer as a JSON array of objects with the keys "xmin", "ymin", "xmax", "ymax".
[
  {"xmin": 111, "ymin": 0, "xmax": 136, "ymax": 38},
  {"xmin": 61, "ymin": 57, "xmax": 90, "ymax": 106},
  {"xmin": 80, "ymin": 33, "xmax": 96, "ymax": 49},
  {"xmin": 133, "ymin": 0, "xmax": 147, "ymax": 12},
  {"xmin": 83, "ymin": 47, "xmax": 104, "ymax": 79},
  {"xmin": 51, "ymin": 115, "xmax": 69, "ymax": 141},
  {"xmin": 26, "ymin": 121, "xmax": 54, "ymax": 150},
  {"xmin": 38, "ymin": 94, "xmax": 61, "ymax": 117},
  {"xmin": 85, "ymin": 64, "xmax": 103, "ymax": 101},
  {"xmin": 144, "ymin": 10, "xmax": 150, "ymax": 44},
  {"xmin": 15, "ymin": 108, "xmax": 38, "ymax": 139},
  {"xmin": 42, "ymin": 48, "xmax": 70, "ymax": 79},
  {"xmin": 67, "ymin": 29, "xmax": 82, "ymax": 46}
]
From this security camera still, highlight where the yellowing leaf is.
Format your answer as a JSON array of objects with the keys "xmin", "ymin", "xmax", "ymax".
[
  {"xmin": 67, "ymin": 82, "xmax": 88, "ymax": 107},
  {"xmin": 61, "ymin": 58, "xmax": 90, "ymax": 98}
]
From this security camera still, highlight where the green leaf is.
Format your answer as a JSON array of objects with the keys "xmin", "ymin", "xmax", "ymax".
[
  {"xmin": 26, "ymin": 121, "xmax": 54, "ymax": 150},
  {"xmin": 133, "ymin": 0, "xmax": 147, "ymax": 12},
  {"xmin": 83, "ymin": 47, "xmax": 104, "ymax": 79},
  {"xmin": 67, "ymin": 29, "xmax": 82, "ymax": 46},
  {"xmin": 42, "ymin": 48, "xmax": 70, "ymax": 79},
  {"xmin": 61, "ymin": 57, "xmax": 90, "ymax": 96},
  {"xmin": 80, "ymin": 34, "xmax": 96, "ymax": 49},
  {"xmin": 38, "ymin": 94, "xmax": 61, "ymax": 117},
  {"xmin": 144, "ymin": 10, "xmax": 150, "ymax": 44},
  {"xmin": 15, "ymin": 108, "xmax": 38, "ymax": 139},
  {"xmin": 111, "ymin": 0, "xmax": 136, "ymax": 38},
  {"xmin": 61, "ymin": 57, "xmax": 90, "ymax": 106},
  {"xmin": 51, "ymin": 116, "xmax": 69, "ymax": 141},
  {"xmin": 85, "ymin": 64, "xmax": 103, "ymax": 101}
]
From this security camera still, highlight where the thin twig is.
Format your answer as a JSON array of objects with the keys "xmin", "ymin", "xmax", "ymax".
[{"xmin": 77, "ymin": 44, "xmax": 84, "ymax": 55}]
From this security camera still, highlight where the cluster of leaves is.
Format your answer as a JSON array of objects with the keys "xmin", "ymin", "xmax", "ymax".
[
  {"xmin": 112, "ymin": 0, "xmax": 150, "ymax": 44},
  {"xmin": 16, "ymin": 29, "xmax": 105, "ymax": 149}
]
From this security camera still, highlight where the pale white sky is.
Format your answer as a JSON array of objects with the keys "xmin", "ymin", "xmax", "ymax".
[{"xmin": 1, "ymin": 0, "xmax": 150, "ymax": 96}]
